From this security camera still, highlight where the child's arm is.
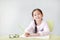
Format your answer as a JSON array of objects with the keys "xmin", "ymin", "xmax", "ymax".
[
  {"xmin": 30, "ymin": 33, "xmax": 40, "ymax": 37},
  {"xmin": 25, "ymin": 33, "xmax": 41, "ymax": 37}
]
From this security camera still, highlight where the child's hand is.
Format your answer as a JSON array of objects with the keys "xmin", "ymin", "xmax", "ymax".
[
  {"xmin": 24, "ymin": 33, "xmax": 41, "ymax": 37},
  {"xmin": 25, "ymin": 33, "xmax": 30, "ymax": 37}
]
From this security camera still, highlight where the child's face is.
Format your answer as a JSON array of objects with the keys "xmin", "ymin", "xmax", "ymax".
[{"xmin": 33, "ymin": 10, "xmax": 43, "ymax": 21}]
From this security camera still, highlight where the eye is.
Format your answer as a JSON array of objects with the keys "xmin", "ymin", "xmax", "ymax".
[
  {"xmin": 35, "ymin": 15, "xmax": 36, "ymax": 16},
  {"xmin": 34, "ymin": 14, "xmax": 37, "ymax": 16}
]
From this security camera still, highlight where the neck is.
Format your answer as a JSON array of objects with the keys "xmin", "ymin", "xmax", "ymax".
[{"xmin": 36, "ymin": 19, "xmax": 42, "ymax": 26}]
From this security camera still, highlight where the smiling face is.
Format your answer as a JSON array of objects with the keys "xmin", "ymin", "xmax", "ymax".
[{"xmin": 32, "ymin": 10, "xmax": 43, "ymax": 21}]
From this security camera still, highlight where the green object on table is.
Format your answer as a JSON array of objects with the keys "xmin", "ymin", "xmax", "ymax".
[{"xmin": 9, "ymin": 34, "xmax": 19, "ymax": 38}]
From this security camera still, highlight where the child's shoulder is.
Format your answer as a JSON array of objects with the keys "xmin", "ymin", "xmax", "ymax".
[
  {"xmin": 30, "ymin": 20, "xmax": 47, "ymax": 25},
  {"xmin": 30, "ymin": 20, "xmax": 47, "ymax": 24}
]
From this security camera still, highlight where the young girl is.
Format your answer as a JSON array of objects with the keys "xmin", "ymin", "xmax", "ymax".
[{"xmin": 24, "ymin": 8, "xmax": 50, "ymax": 37}]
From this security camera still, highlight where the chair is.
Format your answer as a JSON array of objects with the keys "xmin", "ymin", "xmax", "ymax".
[{"xmin": 47, "ymin": 20, "xmax": 54, "ymax": 32}]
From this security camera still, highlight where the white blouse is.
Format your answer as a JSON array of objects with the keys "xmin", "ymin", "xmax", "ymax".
[{"xmin": 25, "ymin": 20, "xmax": 50, "ymax": 36}]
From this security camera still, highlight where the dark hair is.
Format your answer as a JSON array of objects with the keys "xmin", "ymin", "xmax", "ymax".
[
  {"xmin": 32, "ymin": 8, "xmax": 43, "ymax": 33},
  {"xmin": 34, "ymin": 20, "xmax": 37, "ymax": 33},
  {"xmin": 32, "ymin": 8, "xmax": 43, "ymax": 17}
]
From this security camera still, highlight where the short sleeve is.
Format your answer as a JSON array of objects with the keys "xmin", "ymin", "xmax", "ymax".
[{"xmin": 38, "ymin": 21, "xmax": 50, "ymax": 36}]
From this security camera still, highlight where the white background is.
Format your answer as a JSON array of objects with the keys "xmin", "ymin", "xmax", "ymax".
[{"xmin": 0, "ymin": 0, "xmax": 60, "ymax": 36}]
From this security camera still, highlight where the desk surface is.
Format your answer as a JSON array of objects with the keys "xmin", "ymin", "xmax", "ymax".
[{"xmin": 0, "ymin": 34, "xmax": 60, "ymax": 40}]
